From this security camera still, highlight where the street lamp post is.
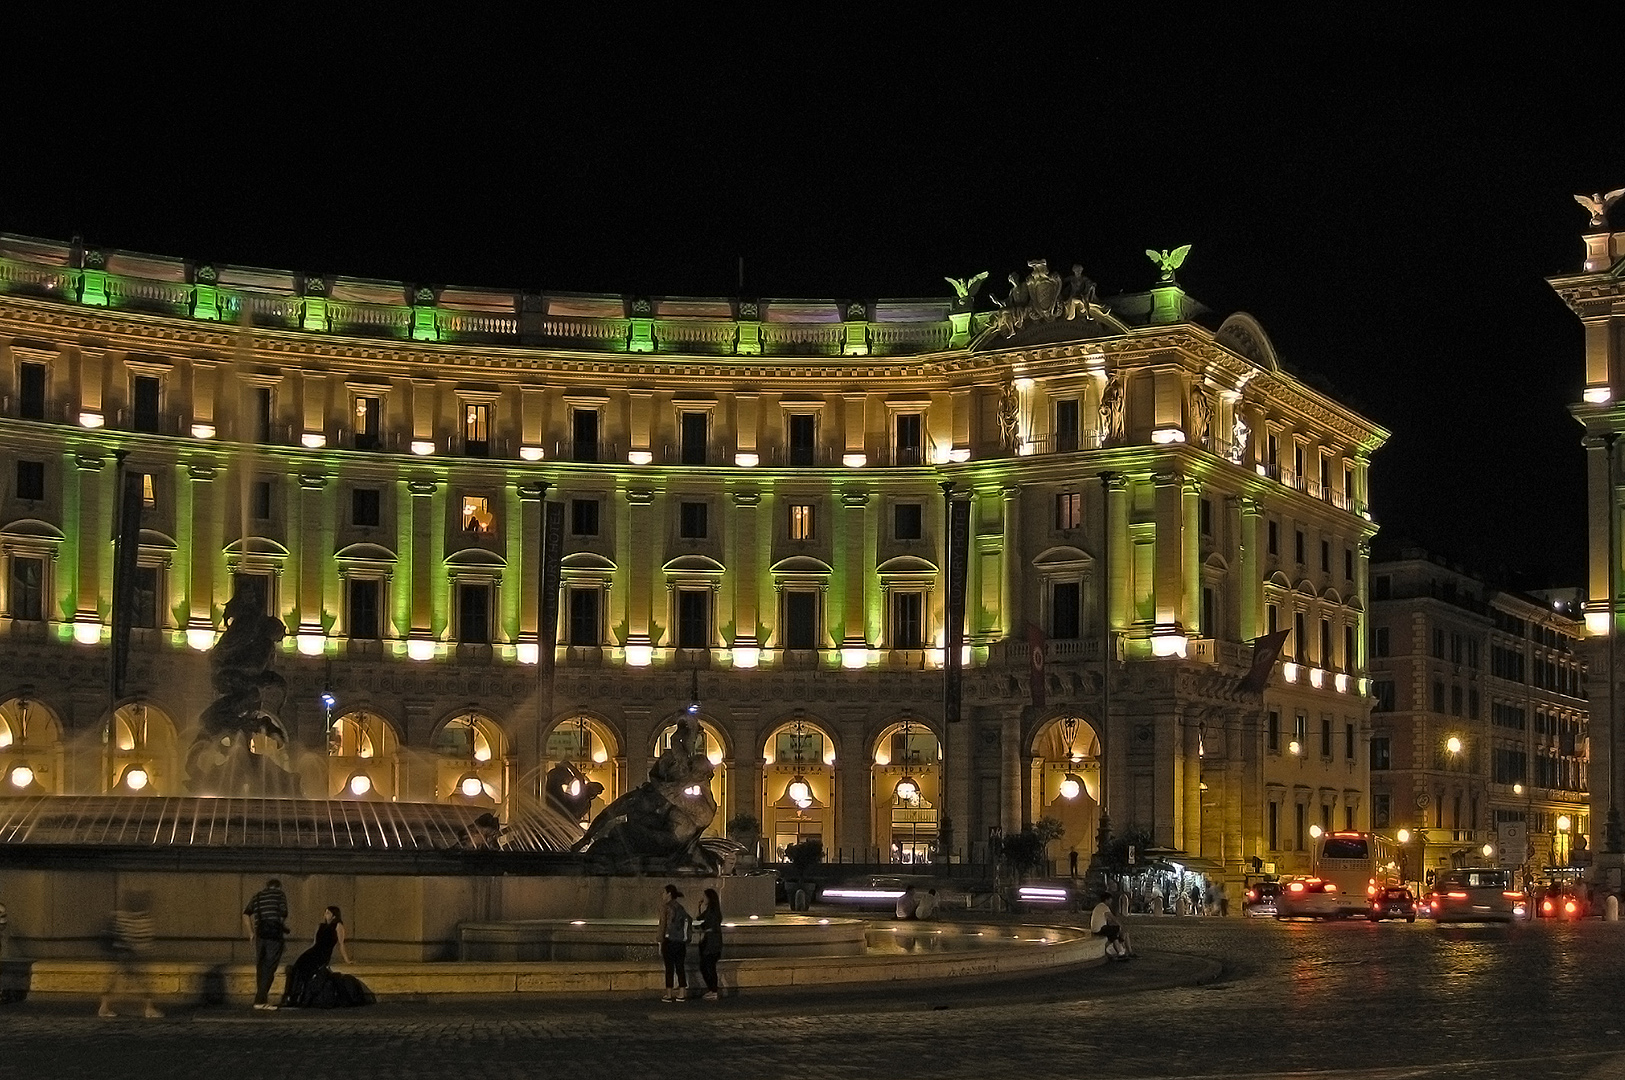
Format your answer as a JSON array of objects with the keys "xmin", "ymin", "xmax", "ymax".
[{"xmin": 1397, "ymin": 828, "xmax": 1412, "ymax": 892}]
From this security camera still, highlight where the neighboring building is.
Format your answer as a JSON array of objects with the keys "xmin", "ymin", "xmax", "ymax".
[
  {"xmin": 1367, "ymin": 549, "xmax": 1589, "ymax": 879},
  {"xmin": 0, "ymin": 236, "xmax": 1385, "ymax": 882},
  {"xmin": 1552, "ymin": 198, "xmax": 1625, "ymax": 873}
]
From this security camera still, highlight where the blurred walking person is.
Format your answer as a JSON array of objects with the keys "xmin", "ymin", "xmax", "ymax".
[{"xmin": 99, "ymin": 892, "xmax": 161, "ymax": 1018}]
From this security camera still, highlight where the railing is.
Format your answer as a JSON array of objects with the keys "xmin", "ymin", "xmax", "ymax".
[{"xmin": 1022, "ymin": 431, "xmax": 1103, "ymax": 455}]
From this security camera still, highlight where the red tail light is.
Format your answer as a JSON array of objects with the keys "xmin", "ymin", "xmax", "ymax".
[
  {"xmin": 1288, "ymin": 882, "xmax": 1305, "ymax": 893},
  {"xmin": 1542, "ymin": 900, "xmax": 1555, "ymax": 914},
  {"xmin": 1324, "ymin": 883, "xmax": 1338, "ymax": 893},
  {"xmin": 1503, "ymin": 892, "xmax": 1523, "ymax": 900},
  {"xmin": 1367, "ymin": 884, "xmax": 1378, "ymax": 897},
  {"xmin": 1247, "ymin": 890, "xmax": 1257, "ymax": 902},
  {"xmin": 1565, "ymin": 900, "xmax": 1578, "ymax": 915},
  {"xmin": 1446, "ymin": 891, "xmax": 1468, "ymax": 899}
]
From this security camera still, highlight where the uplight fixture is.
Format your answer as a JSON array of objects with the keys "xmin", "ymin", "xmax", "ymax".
[
  {"xmin": 73, "ymin": 621, "xmax": 101, "ymax": 645},
  {"xmin": 628, "ymin": 450, "xmax": 653, "ymax": 465},
  {"xmin": 297, "ymin": 633, "xmax": 326, "ymax": 656},
  {"xmin": 1584, "ymin": 387, "xmax": 1612, "ymax": 404},
  {"xmin": 842, "ymin": 453, "xmax": 867, "ymax": 468},
  {"xmin": 78, "ymin": 410, "xmax": 104, "ymax": 429},
  {"xmin": 734, "ymin": 452, "xmax": 759, "ymax": 467},
  {"xmin": 406, "ymin": 638, "xmax": 436, "ymax": 661},
  {"xmin": 516, "ymin": 643, "xmax": 539, "ymax": 665},
  {"xmin": 300, "ymin": 432, "xmax": 327, "ymax": 449},
  {"xmin": 519, "ymin": 445, "xmax": 545, "ymax": 462},
  {"xmin": 191, "ymin": 422, "xmax": 217, "ymax": 439},
  {"xmin": 410, "ymin": 439, "xmax": 435, "ymax": 456}
]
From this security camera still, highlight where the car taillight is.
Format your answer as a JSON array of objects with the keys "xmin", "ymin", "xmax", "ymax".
[
  {"xmin": 1288, "ymin": 883, "xmax": 1305, "ymax": 893},
  {"xmin": 1542, "ymin": 900, "xmax": 1555, "ymax": 914},
  {"xmin": 1324, "ymin": 883, "xmax": 1337, "ymax": 893},
  {"xmin": 1247, "ymin": 890, "xmax": 1257, "ymax": 901},
  {"xmin": 1367, "ymin": 884, "xmax": 1378, "ymax": 896},
  {"xmin": 1503, "ymin": 892, "xmax": 1522, "ymax": 900},
  {"xmin": 1446, "ymin": 892, "xmax": 1468, "ymax": 899},
  {"xmin": 1565, "ymin": 900, "xmax": 1578, "ymax": 915}
]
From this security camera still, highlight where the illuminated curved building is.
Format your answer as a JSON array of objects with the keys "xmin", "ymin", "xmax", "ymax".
[{"xmin": 0, "ymin": 236, "xmax": 1385, "ymax": 879}]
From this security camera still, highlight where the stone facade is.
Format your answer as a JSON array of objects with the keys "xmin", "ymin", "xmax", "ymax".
[{"xmin": 0, "ymin": 235, "xmax": 1385, "ymax": 882}]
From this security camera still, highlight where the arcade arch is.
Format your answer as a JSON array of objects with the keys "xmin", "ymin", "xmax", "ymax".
[
  {"xmin": 761, "ymin": 713, "xmax": 836, "ymax": 861},
  {"xmin": 326, "ymin": 708, "xmax": 401, "ymax": 799},
  {"xmin": 105, "ymin": 701, "xmax": 179, "ymax": 795},
  {"xmin": 1028, "ymin": 715, "xmax": 1104, "ymax": 863},
  {"xmin": 0, "ymin": 695, "xmax": 62, "ymax": 793},
  {"xmin": 871, "ymin": 715, "xmax": 941, "ymax": 863},
  {"xmin": 542, "ymin": 714, "xmax": 620, "ymax": 828},
  {"xmin": 432, "ymin": 711, "xmax": 509, "ymax": 806}
]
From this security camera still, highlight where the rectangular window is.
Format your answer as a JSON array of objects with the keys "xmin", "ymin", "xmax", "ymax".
[
  {"xmin": 1372, "ymin": 734, "xmax": 1391, "ymax": 770},
  {"xmin": 1432, "ymin": 627, "xmax": 1445, "ymax": 659},
  {"xmin": 462, "ymin": 496, "xmax": 495, "ymax": 535},
  {"xmin": 680, "ymin": 411, "xmax": 708, "ymax": 465},
  {"xmin": 1344, "ymin": 548, "xmax": 1354, "ymax": 581},
  {"xmin": 894, "ymin": 413, "xmax": 923, "ymax": 466},
  {"xmin": 137, "ymin": 473, "xmax": 155, "ymax": 511},
  {"xmin": 463, "ymin": 403, "xmax": 490, "ymax": 457},
  {"xmin": 568, "ymin": 587, "xmax": 600, "ymax": 647},
  {"xmin": 895, "ymin": 503, "xmax": 923, "ymax": 541},
  {"xmin": 1295, "ymin": 530, "xmax": 1305, "ymax": 564},
  {"xmin": 790, "ymin": 503, "xmax": 815, "ymax": 541},
  {"xmin": 1295, "ymin": 803, "xmax": 1306, "ymax": 851},
  {"xmin": 1268, "ymin": 802, "xmax": 1280, "ymax": 850},
  {"xmin": 232, "ymin": 572, "xmax": 274, "ymax": 614},
  {"xmin": 16, "ymin": 460, "xmax": 44, "ymax": 501},
  {"xmin": 348, "ymin": 578, "xmax": 380, "ymax": 640},
  {"xmin": 1468, "ymin": 687, "xmax": 1479, "ymax": 720},
  {"xmin": 1268, "ymin": 710, "xmax": 1281, "ymax": 753},
  {"xmin": 352, "ymin": 488, "xmax": 381, "ymax": 528},
  {"xmin": 1322, "ymin": 804, "xmax": 1333, "ymax": 833},
  {"xmin": 1372, "ymin": 574, "xmax": 1391, "ymax": 600},
  {"xmin": 1319, "ymin": 539, "xmax": 1330, "ymax": 573},
  {"xmin": 354, "ymin": 395, "xmax": 382, "ymax": 451},
  {"xmin": 253, "ymin": 387, "xmax": 273, "ymax": 443},
  {"xmin": 9, "ymin": 556, "xmax": 43, "ymax": 620},
  {"xmin": 1320, "ymin": 716, "xmax": 1333, "ymax": 758},
  {"xmin": 572, "ymin": 408, "xmax": 599, "ymax": 463},
  {"xmin": 132, "ymin": 375, "xmax": 161, "ymax": 433},
  {"xmin": 676, "ymin": 589, "xmax": 710, "ymax": 649},
  {"xmin": 893, "ymin": 591, "xmax": 924, "ymax": 649},
  {"xmin": 1450, "ymin": 633, "xmax": 1463, "ymax": 664},
  {"xmin": 1373, "ymin": 626, "xmax": 1389, "ymax": 657},
  {"xmin": 132, "ymin": 565, "xmax": 159, "ymax": 629},
  {"xmin": 18, "ymin": 361, "xmax": 46, "ymax": 420},
  {"xmin": 1345, "ymin": 722, "xmax": 1356, "ymax": 761},
  {"xmin": 1450, "ymin": 684, "xmax": 1463, "ymax": 716},
  {"xmin": 1294, "ymin": 712, "xmax": 1308, "ymax": 749},
  {"xmin": 1373, "ymin": 793, "xmax": 1391, "ymax": 829},
  {"xmin": 1294, "ymin": 612, "xmax": 1307, "ymax": 661},
  {"xmin": 1202, "ymin": 586, "xmax": 1216, "ymax": 637},
  {"xmin": 788, "ymin": 413, "xmax": 817, "ymax": 466},
  {"xmin": 571, "ymin": 498, "xmax": 599, "ymax": 537},
  {"xmin": 1268, "ymin": 520, "xmax": 1279, "ymax": 556},
  {"xmin": 1052, "ymin": 582, "xmax": 1081, "ymax": 640},
  {"xmin": 251, "ymin": 480, "xmax": 273, "ymax": 521},
  {"xmin": 1432, "ymin": 679, "xmax": 1445, "ymax": 713},
  {"xmin": 1055, "ymin": 399, "xmax": 1080, "ymax": 452},
  {"xmin": 1320, "ymin": 618, "xmax": 1332, "ymax": 664},
  {"xmin": 457, "ymin": 582, "xmax": 491, "ymax": 644},
  {"xmin": 1344, "ymin": 625, "xmax": 1356, "ymax": 670},
  {"xmin": 1055, "ymin": 492, "xmax": 1082, "ymax": 530},
  {"xmin": 1373, "ymin": 680, "xmax": 1395, "ymax": 711},
  {"xmin": 784, "ymin": 590, "xmax": 818, "ymax": 650},
  {"xmin": 679, "ymin": 501, "xmax": 708, "ymax": 540},
  {"xmin": 1199, "ymin": 498, "xmax": 1213, "ymax": 536},
  {"xmin": 1267, "ymin": 603, "xmax": 1279, "ymax": 635}
]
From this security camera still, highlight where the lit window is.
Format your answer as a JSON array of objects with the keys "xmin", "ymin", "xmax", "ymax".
[
  {"xmin": 790, "ymin": 503, "xmax": 815, "ymax": 541},
  {"xmin": 463, "ymin": 403, "xmax": 490, "ymax": 457},
  {"xmin": 354, "ymin": 395, "xmax": 382, "ymax": 451},
  {"xmin": 462, "ymin": 496, "xmax": 495, "ymax": 535},
  {"xmin": 141, "ymin": 473, "xmax": 156, "ymax": 509}
]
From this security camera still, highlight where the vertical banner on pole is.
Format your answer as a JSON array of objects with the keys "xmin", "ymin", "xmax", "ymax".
[
  {"xmin": 110, "ymin": 457, "xmax": 143, "ymax": 698},
  {"xmin": 944, "ymin": 494, "xmax": 970, "ymax": 723},
  {"xmin": 539, "ymin": 499, "xmax": 565, "ymax": 671}
]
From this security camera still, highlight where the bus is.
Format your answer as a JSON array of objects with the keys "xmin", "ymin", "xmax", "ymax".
[{"xmin": 1313, "ymin": 832, "xmax": 1402, "ymax": 916}]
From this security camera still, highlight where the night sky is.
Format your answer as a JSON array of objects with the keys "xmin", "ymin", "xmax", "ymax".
[{"xmin": 7, "ymin": 12, "xmax": 1621, "ymax": 590}]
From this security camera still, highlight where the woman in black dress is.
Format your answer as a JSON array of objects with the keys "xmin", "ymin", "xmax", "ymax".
[
  {"xmin": 695, "ymin": 888, "xmax": 724, "ymax": 1000},
  {"xmin": 284, "ymin": 906, "xmax": 368, "ymax": 1007}
]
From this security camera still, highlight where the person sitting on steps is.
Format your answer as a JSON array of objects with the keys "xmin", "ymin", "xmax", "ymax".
[{"xmin": 1091, "ymin": 888, "xmax": 1135, "ymax": 960}]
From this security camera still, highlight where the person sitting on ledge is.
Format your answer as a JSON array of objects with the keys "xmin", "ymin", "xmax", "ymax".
[{"xmin": 1091, "ymin": 889, "xmax": 1134, "ymax": 960}]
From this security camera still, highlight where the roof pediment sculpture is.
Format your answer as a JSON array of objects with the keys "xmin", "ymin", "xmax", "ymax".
[
  {"xmin": 1147, "ymin": 245, "xmax": 1191, "ymax": 282},
  {"xmin": 1575, "ymin": 189, "xmax": 1625, "ymax": 230},
  {"xmin": 975, "ymin": 259, "xmax": 1099, "ymax": 347}
]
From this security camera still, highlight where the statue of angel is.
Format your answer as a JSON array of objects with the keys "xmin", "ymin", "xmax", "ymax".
[{"xmin": 945, "ymin": 271, "xmax": 989, "ymax": 311}]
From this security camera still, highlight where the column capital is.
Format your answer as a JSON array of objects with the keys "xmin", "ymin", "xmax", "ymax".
[
  {"xmin": 627, "ymin": 489, "xmax": 655, "ymax": 506},
  {"xmin": 733, "ymin": 490, "xmax": 761, "ymax": 507},
  {"xmin": 1100, "ymin": 471, "xmax": 1127, "ymax": 492},
  {"xmin": 74, "ymin": 452, "xmax": 104, "ymax": 472},
  {"xmin": 1151, "ymin": 471, "xmax": 1182, "ymax": 488}
]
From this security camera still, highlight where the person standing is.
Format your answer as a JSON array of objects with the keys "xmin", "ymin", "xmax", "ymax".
[
  {"xmin": 695, "ymin": 888, "xmax": 724, "ymax": 1000},
  {"xmin": 99, "ymin": 893, "xmax": 161, "ymax": 1018},
  {"xmin": 657, "ymin": 884, "xmax": 692, "ymax": 1002},
  {"xmin": 1068, "ymin": 848, "xmax": 1079, "ymax": 878},
  {"xmin": 243, "ymin": 878, "xmax": 289, "ymax": 1010}
]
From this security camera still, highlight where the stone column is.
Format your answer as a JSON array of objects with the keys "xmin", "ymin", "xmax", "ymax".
[
  {"xmin": 839, "ymin": 491, "xmax": 869, "ymax": 648},
  {"xmin": 1002, "ymin": 705, "xmax": 1023, "ymax": 832},
  {"xmin": 1224, "ymin": 711, "xmax": 1247, "ymax": 874},
  {"xmin": 295, "ymin": 471, "xmax": 329, "ymax": 639},
  {"xmin": 1237, "ymin": 497, "xmax": 1262, "ymax": 641},
  {"xmin": 1000, "ymin": 485, "xmax": 1020, "ymax": 640},
  {"xmin": 1103, "ymin": 473, "xmax": 1130, "ymax": 818},
  {"xmin": 1152, "ymin": 472, "xmax": 1185, "ymax": 632},
  {"xmin": 1183, "ymin": 714, "xmax": 1203, "ymax": 853},
  {"xmin": 74, "ymin": 451, "xmax": 109, "ymax": 625},
  {"xmin": 1182, "ymin": 478, "xmax": 1201, "ymax": 633}
]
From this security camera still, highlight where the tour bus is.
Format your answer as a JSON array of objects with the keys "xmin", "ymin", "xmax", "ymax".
[{"xmin": 1313, "ymin": 832, "xmax": 1402, "ymax": 916}]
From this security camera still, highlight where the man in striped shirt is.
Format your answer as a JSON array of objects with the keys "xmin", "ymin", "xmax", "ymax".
[
  {"xmin": 243, "ymin": 878, "xmax": 289, "ymax": 1009},
  {"xmin": 99, "ymin": 893, "xmax": 160, "ymax": 1018}
]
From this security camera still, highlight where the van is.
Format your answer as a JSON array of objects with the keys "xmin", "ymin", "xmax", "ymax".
[{"xmin": 1431, "ymin": 867, "xmax": 1525, "ymax": 923}]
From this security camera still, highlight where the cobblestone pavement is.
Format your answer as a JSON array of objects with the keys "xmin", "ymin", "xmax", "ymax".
[{"xmin": 6, "ymin": 914, "xmax": 1625, "ymax": 1079}]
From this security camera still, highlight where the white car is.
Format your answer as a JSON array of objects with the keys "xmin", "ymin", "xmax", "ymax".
[{"xmin": 1275, "ymin": 878, "xmax": 1343, "ymax": 919}]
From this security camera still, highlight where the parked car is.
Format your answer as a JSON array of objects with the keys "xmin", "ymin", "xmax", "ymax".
[
  {"xmin": 1243, "ymin": 880, "xmax": 1282, "ymax": 916},
  {"xmin": 1431, "ymin": 868, "xmax": 1523, "ymax": 923},
  {"xmin": 1368, "ymin": 885, "xmax": 1418, "ymax": 922},
  {"xmin": 1276, "ymin": 878, "xmax": 1343, "ymax": 919}
]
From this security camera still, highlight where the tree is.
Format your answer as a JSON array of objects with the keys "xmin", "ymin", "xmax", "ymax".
[
  {"xmin": 998, "ymin": 829, "xmax": 1046, "ymax": 880},
  {"xmin": 1034, "ymin": 816, "xmax": 1065, "ymax": 868}
]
